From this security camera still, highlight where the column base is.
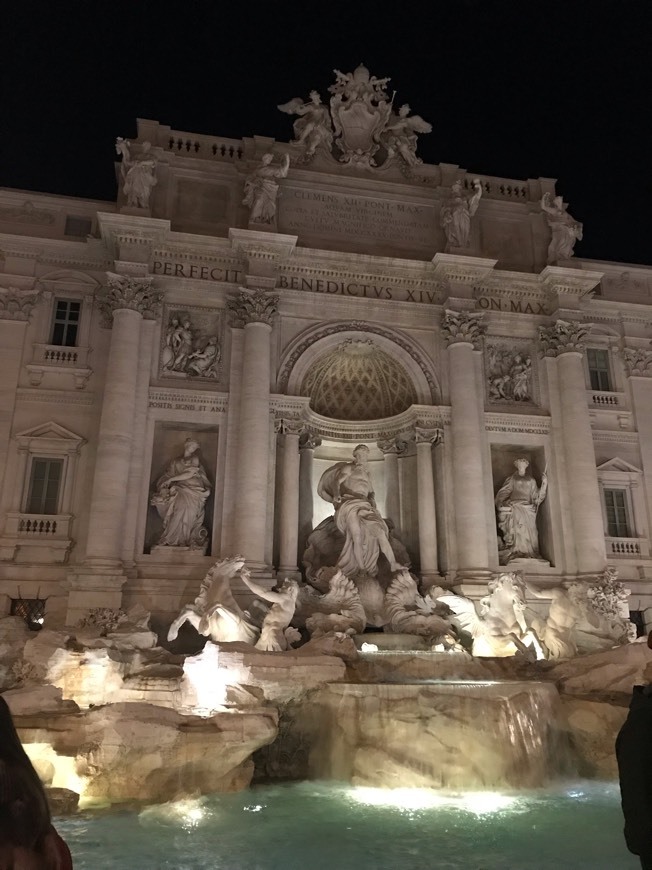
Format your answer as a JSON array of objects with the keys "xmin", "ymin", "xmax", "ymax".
[
  {"xmin": 150, "ymin": 545, "xmax": 209, "ymax": 560},
  {"xmin": 277, "ymin": 566, "xmax": 301, "ymax": 581},
  {"xmin": 419, "ymin": 571, "xmax": 444, "ymax": 591},
  {"xmin": 64, "ymin": 566, "xmax": 128, "ymax": 627},
  {"xmin": 454, "ymin": 568, "xmax": 494, "ymax": 585}
]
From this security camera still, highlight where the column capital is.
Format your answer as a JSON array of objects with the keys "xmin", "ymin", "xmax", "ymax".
[
  {"xmin": 0, "ymin": 285, "xmax": 41, "ymax": 321},
  {"xmin": 538, "ymin": 318, "xmax": 592, "ymax": 357},
  {"xmin": 377, "ymin": 437, "xmax": 408, "ymax": 455},
  {"xmin": 441, "ymin": 309, "xmax": 486, "ymax": 349},
  {"xmin": 299, "ymin": 431, "xmax": 322, "ymax": 451},
  {"xmin": 228, "ymin": 287, "xmax": 279, "ymax": 327},
  {"xmin": 98, "ymin": 272, "xmax": 163, "ymax": 322},
  {"xmin": 621, "ymin": 344, "xmax": 652, "ymax": 378},
  {"xmin": 274, "ymin": 416, "xmax": 304, "ymax": 436},
  {"xmin": 415, "ymin": 427, "xmax": 443, "ymax": 446}
]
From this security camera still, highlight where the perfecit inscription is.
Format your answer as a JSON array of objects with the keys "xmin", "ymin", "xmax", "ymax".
[
  {"xmin": 278, "ymin": 188, "xmax": 436, "ymax": 246},
  {"xmin": 152, "ymin": 260, "xmax": 243, "ymax": 283}
]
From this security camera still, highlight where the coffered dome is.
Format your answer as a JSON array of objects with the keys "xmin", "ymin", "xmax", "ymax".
[{"xmin": 301, "ymin": 339, "xmax": 417, "ymax": 421}]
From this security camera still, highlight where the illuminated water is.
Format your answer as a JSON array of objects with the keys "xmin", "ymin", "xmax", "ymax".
[{"xmin": 58, "ymin": 780, "xmax": 636, "ymax": 869}]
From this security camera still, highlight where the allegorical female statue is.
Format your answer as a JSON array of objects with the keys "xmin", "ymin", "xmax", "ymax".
[
  {"xmin": 440, "ymin": 178, "xmax": 482, "ymax": 249},
  {"xmin": 242, "ymin": 152, "xmax": 290, "ymax": 224},
  {"xmin": 151, "ymin": 438, "xmax": 211, "ymax": 550},
  {"xmin": 495, "ymin": 457, "xmax": 548, "ymax": 564},
  {"xmin": 115, "ymin": 138, "xmax": 158, "ymax": 209}
]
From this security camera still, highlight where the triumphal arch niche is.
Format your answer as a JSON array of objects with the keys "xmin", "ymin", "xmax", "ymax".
[{"xmin": 276, "ymin": 321, "xmax": 445, "ymax": 622}]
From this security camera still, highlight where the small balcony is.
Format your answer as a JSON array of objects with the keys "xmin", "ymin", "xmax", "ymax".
[
  {"xmin": 606, "ymin": 536, "xmax": 650, "ymax": 558},
  {"xmin": 0, "ymin": 513, "xmax": 73, "ymax": 563},
  {"xmin": 27, "ymin": 344, "xmax": 91, "ymax": 389}
]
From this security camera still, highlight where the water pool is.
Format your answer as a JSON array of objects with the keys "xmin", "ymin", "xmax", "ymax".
[{"xmin": 58, "ymin": 781, "xmax": 637, "ymax": 870}]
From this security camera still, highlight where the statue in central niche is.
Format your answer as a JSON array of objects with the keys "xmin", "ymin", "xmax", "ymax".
[{"xmin": 317, "ymin": 444, "xmax": 404, "ymax": 577}]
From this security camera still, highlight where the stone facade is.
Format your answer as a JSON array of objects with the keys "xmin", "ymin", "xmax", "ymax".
[{"xmin": 1, "ymin": 99, "xmax": 652, "ymax": 631}]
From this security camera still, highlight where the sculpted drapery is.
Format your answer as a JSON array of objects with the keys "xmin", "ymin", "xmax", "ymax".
[
  {"xmin": 151, "ymin": 438, "xmax": 211, "ymax": 549},
  {"xmin": 495, "ymin": 458, "xmax": 547, "ymax": 563}
]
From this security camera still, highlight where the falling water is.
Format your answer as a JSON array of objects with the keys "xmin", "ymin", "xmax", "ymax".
[{"xmin": 255, "ymin": 678, "xmax": 574, "ymax": 790}]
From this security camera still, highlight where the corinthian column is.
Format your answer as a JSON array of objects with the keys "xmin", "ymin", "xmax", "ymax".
[
  {"xmin": 85, "ymin": 274, "xmax": 162, "ymax": 563},
  {"xmin": 299, "ymin": 432, "xmax": 321, "ymax": 564},
  {"xmin": 414, "ymin": 427, "xmax": 441, "ymax": 585},
  {"xmin": 539, "ymin": 320, "xmax": 606, "ymax": 574},
  {"xmin": 228, "ymin": 288, "xmax": 278, "ymax": 568},
  {"xmin": 66, "ymin": 274, "xmax": 162, "ymax": 625},
  {"xmin": 377, "ymin": 437, "xmax": 407, "ymax": 529},
  {"xmin": 442, "ymin": 310, "xmax": 491, "ymax": 579},
  {"xmin": 276, "ymin": 418, "xmax": 303, "ymax": 576}
]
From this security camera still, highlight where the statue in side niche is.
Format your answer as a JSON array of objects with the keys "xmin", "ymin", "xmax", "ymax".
[
  {"xmin": 151, "ymin": 438, "xmax": 211, "ymax": 550},
  {"xmin": 242, "ymin": 152, "xmax": 290, "ymax": 224},
  {"xmin": 115, "ymin": 138, "xmax": 158, "ymax": 209},
  {"xmin": 277, "ymin": 91, "xmax": 334, "ymax": 159},
  {"xmin": 440, "ymin": 179, "xmax": 483, "ymax": 249},
  {"xmin": 381, "ymin": 104, "xmax": 432, "ymax": 167},
  {"xmin": 540, "ymin": 193, "xmax": 583, "ymax": 262},
  {"xmin": 438, "ymin": 573, "xmax": 543, "ymax": 658},
  {"xmin": 495, "ymin": 457, "xmax": 547, "ymax": 564},
  {"xmin": 240, "ymin": 570, "xmax": 300, "ymax": 651},
  {"xmin": 167, "ymin": 556, "xmax": 258, "ymax": 644}
]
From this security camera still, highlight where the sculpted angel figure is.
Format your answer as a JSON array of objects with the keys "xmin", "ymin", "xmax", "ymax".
[
  {"xmin": 240, "ymin": 571, "xmax": 300, "ymax": 652},
  {"xmin": 151, "ymin": 438, "xmax": 211, "ymax": 549},
  {"xmin": 243, "ymin": 152, "xmax": 290, "ymax": 224},
  {"xmin": 540, "ymin": 193, "xmax": 583, "ymax": 262},
  {"xmin": 495, "ymin": 457, "xmax": 547, "ymax": 564},
  {"xmin": 382, "ymin": 104, "xmax": 432, "ymax": 166},
  {"xmin": 115, "ymin": 138, "xmax": 157, "ymax": 209},
  {"xmin": 167, "ymin": 556, "xmax": 258, "ymax": 645},
  {"xmin": 278, "ymin": 91, "xmax": 333, "ymax": 158},
  {"xmin": 440, "ymin": 179, "xmax": 482, "ymax": 249}
]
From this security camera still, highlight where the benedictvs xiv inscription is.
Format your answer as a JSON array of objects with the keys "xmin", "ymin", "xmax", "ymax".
[{"xmin": 277, "ymin": 275, "xmax": 440, "ymax": 304}]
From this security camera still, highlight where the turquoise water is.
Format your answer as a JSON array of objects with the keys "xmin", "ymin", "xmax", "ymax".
[{"xmin": 58, "ymin": 781, "xmax": 637, "ymax": 870}]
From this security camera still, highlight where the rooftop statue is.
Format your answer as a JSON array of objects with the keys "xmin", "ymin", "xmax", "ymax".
[
  {"xmin": 277, "ymin": 91, "xmax": 333, "ymax": 160},
  {"xmin": 540, "ymin": 193, "xmax": 583, "ymax": 262},
  {"xmin": 440, "ymin": 179, "xmax": 482, "ymax": 249},
  {"xmin": 381, "ymin": 104, "xmax": 432, "ymax": 167},
  {"xmin": 242, "ymin": 152, "xmax": 290, "ymax": 225},
  {"xmin": 115, "ymin": 137, "xmax": 158, "ymax": 209},
  {"xmin": 278, "ymin": 64, "xmax": 430, "ymax": 170}
]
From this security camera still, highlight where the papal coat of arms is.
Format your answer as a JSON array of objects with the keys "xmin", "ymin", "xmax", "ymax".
[{"xmin": 278, "ymin": 64, "xmax": 431, "ymax": 171}]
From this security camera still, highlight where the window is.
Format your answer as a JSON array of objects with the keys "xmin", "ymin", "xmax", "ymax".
[
  {"xmin": 26, "ymin": 458, "xmax": 63, "ymax": 515},
  {"xmin": 587, "ymin": 348, "xmax": 612, "ymax": 391},
  {"xmin": 604, "ymin": 488, "xmax": 631, "ymax": 537},
  {"xmin": 50, "ymin": 299, "xmax": 81, "ymax": 347}
]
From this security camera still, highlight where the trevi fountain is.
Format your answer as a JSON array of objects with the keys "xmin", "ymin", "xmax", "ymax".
[{"xmin": 1, "ymin": 63, "xmax": 651, "ymax": 868}]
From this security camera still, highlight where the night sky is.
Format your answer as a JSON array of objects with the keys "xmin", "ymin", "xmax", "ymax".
[{"xmin": 2, "ymin": 1, "xmax": 651, "ymax": 266}]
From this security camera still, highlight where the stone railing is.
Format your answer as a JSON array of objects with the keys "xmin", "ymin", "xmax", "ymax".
[
  {"xmin": 606, "ymin": 536, "xmax": 649, "ymax": 558},
  {"xmin": 589, "ymin": 390, "xmax": 623, "ymax": 407},
  {"xmin": 32, "ymin": 344, "xmax": 90, "ymax": 368},
  {"xmin": 163, "ymin": 130, "xmax": 245, "ymax": 162},
  {"xmin": 462, "ymin": 174, "xmax": 530, "ymax": 201},
  {"xmin": 5, "ymin": 513, "xmax": 72, "ymax": 540}
]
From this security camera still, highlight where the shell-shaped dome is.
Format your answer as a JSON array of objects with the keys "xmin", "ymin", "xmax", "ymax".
[{"xmin": 301, "ymin": 340, "xmax": 417, "ymax": 421}]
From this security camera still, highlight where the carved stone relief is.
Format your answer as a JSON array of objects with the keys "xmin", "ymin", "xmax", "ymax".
[
  {"xmin": 160, "ymin": 306, "xmax": 222, "ymax": 380},
  {"xmin": 486, "ymin": 344, "xmax": 533, "ymax": 403}
]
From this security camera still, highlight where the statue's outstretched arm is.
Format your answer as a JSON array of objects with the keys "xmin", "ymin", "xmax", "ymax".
[{"xmin": 241, "ymin": 571, "xmax": 284, "ymax": 603}]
